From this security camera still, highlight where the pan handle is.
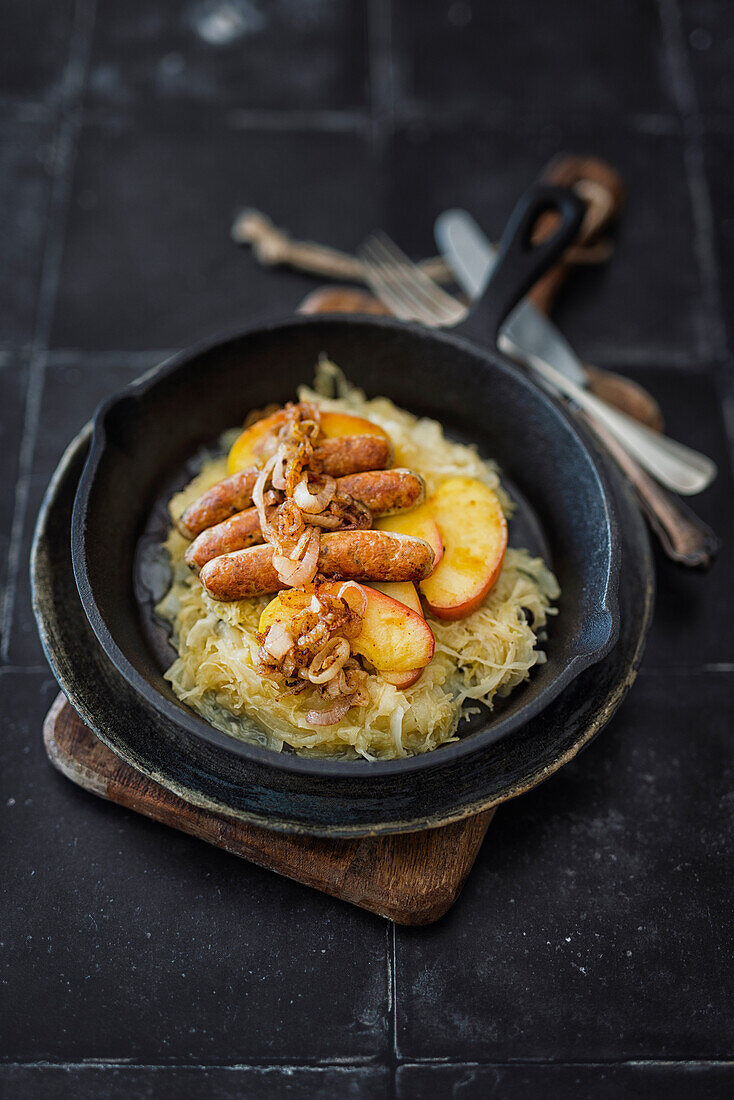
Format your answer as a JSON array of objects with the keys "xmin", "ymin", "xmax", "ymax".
[{"xmin": 454, "ymin": 184, "xmax": 586, "ymax": 346}]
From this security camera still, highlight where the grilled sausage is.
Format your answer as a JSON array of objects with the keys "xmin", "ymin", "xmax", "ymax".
[
  {"xmin": 177, "ymin": 469, "xmax": 257, "ymax": 538},
  {"xmin": 317, "ymin": 435, "xmax": 392, "ymax": 478},
  {"xmin": 185, "ymin": 509, "xmax": 263, "ymax": 569},
  {"xmin": 184, "ymin": 469, "xmax": 426, "ymax": 569},
  {"xmin": 199, "ymin": 531, "xmax": 435, "ymax": 600},
  {"xmin": 178, "ymin": 435, "xmax": 394, "ymax": 538},
  {"xmin": 335, "ymin": 468, "xmax": 425, "ymax": 516}
]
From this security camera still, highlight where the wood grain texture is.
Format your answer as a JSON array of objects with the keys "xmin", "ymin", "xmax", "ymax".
[{"xmin": 44, "ymin": 695, "xmax": 494, "ymax": 925}]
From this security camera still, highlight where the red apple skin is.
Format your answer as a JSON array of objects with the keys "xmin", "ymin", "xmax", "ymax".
[
  {"xmin": 423, "ymin": 559, "xmax": 504, "ymax": 621},
  {"xmin": 380, "ymin": 667, "xmax": 424, "ymax": 689},
  {"xmin": 420, "ymin": 476, "xmax": 508, "ymax": 621}
]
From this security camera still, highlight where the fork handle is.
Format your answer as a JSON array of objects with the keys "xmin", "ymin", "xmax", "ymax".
[{"xmin": 456, "ymin": 185, "xmax": 585, "ymax": 345}]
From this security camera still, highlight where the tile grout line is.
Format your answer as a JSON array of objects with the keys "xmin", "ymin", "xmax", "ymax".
[
  {"xmin": 637, "ymin": 665, "xmax": 734, "ymax": 675},
  {"xmin": 0, "ymin": 1060, "xmax": 385, "ymax": 1071},
  {"xmin": 3, "ymin": 1057, "xmax": 734, "ymax": 1071},
  {"xmin": 367, "ymin": 0, "xmax": 395, "ymax": 153},
  {"xmin": 224, "ymin": 108, "xmax": 372, "ymax": 133},
  {"xmin": 393, "ymin": 1058, "xmax": 734, "ymax": 1068},
  {"xmin": 0, "ymin": 0, "xmax": 97, "ymax": 661},
  {"xmin": 657, "ymin": 0, "xmax": 729, "ymax": 365}
]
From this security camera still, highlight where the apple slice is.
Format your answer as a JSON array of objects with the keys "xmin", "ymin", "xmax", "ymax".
[
  {"xmin": 259, "ymin": 582, "xmax": 434, "ymax": 674},
  {"xmin": 368, "ymin": 581, "xmax": 422, "ymax": 616},
  {"xmin": 367, "ymin": 582, "xmax": 426, "ymax": 688},
  {"xmin": 318, "ymin": 582, "xmax": 434, "ymax": 672},
  {"xmin": 228, "ymin": 410, "xmax": 390, "ymax": 475},
  {"xmin": 376, "ymin": 503, "xmax": 443, "ymax": 574},
  {"xmin": 420, "ymin": 476, "xmax": 507, "ymax": 621}
]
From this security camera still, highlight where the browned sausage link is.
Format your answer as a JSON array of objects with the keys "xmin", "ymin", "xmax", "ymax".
[
  {"xmin": 200, "ymin": 531, "xmax": 435, "ymax": 601},
  {"xmin": 178, "ymin": 435, "xmax": 393, "ymax": 539},
  {"xmin": 185, "ymin": 469, "xmax": 426, "ymax": 569},
  {"xmin": 317, "ymin": 435, "xmax": 393, "ymax": 477},
  {"xmin": 336, "ymin": 468, "xmax": 425, "ymax": 516},
  {"xmin": 319, "ymin": 530, "xmax": 434, "ymax": 582},
  {"xmin": 184, "ymin": 508, "xmax": 262, "ymax": 570},
  {"xmin": 177, "ymin": 469, "xmax": 257, "ymax": 538}
]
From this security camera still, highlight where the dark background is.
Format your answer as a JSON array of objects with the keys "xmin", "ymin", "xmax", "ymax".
[{"xmin": 1, "ymin": 1, "xmax": 733, "ymax": 1097}]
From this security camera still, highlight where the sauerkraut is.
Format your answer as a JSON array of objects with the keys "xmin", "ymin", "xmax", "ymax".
[{"xmin": 156, "ymin": 363, "xmax": 559, "ymax": 760}]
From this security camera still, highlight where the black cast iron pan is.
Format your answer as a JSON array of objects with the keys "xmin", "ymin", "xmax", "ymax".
[
  {"xmin": 69, "ymin": 184, "xmax": 622, "ymax": 823},
  {"xmin": 34, "ymin": 427, "xmax": 651, "ymax": 837}
]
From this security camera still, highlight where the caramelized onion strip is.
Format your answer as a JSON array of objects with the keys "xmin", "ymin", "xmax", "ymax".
[
  {"xmin": 305, "ymin": 698, "xmax": 352, "ymax": 726},
  {"xmin": 294, "ymin": 475, "xmax": 336, "ymax": 514},
  {"xmin": 308, "ymin": 637, "xmax": 350, "ymax": 685}
]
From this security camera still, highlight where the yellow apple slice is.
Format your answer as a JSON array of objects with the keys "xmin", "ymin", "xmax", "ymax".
[
  {"xmin": 259, "ymin": 582, "xmax": 434, "ymax": 674},
  {"xmin": 228, "ymin": 410, "xmax": 390, "ymax": 475},
  {"xmin": 368, "ymin": 581, "xmax": 422, "ymax": 616},
  {"xmin": 376, "ymin": 502, "xmax": 443, "ymax": 574},
  {"xmin": 420, "ymin": 476, "xmax": 507, "ymax": 620},
  {"xmin": 366, "ymin": 582, "xmax": 427, "ymax": 688}
]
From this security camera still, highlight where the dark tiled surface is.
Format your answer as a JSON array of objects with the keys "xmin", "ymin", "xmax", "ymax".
[
  {"xmin": 392, "ymin": 0, "xmax": 674, "ymax": 124},
  {"xmin": 0, "ymin": 118, "xmax": 56, "ymax": 347},
  {"xmin": 0, "ymin": 671, "xmax": 389, "ymax": 1063},
  {"xmin": 680, "ymin": 0, "xmax": 734, "ymax": 118},
  {"xmin": 49, "ymin": 120, "xmax": 381, "ymax": 350},
  {"xmin": 0, "ymin": 354, "xmax": 29, "ymax": 618},
  {"xmin": 2, "ymin": 0, "xmax": 734, "ymax": 1095},
  {"xmin": 395, "ymin": 672, "xmax": 734, "ymax": 1061},
  {"xmin": 397, "ymin": 1063, "xmax": 734, "ymax": 1099},
  {"xmin": 86, "ymin": 0, "xmax": 369, "ymax": 114},
  {"xmin": 0, "ymin": 0, "xmax": 75, "ymax": 106},
  {"xmin": 5, "ymin": 352, "xmax": 172, "ymax": 665},
  {"xmin": 0, "ymin": 1065, "xmax": 390, "ymax": 1100},
  {"xmin": 388, "ymin": 124, "xmax": 706, "ymax": 364},
  {"xmin": 623, "ymin": 367, "xmax": 734, "ymax": 667}
]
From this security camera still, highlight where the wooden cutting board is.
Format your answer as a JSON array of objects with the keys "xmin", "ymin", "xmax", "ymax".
[{"xmin": 44, "ymin": 695, "xmax": 494, "ymax": 925}]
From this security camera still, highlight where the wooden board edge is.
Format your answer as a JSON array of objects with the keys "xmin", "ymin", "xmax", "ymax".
[{"xmin": 42, "ymin": 695, "xmax": 493, "ymax": 926}]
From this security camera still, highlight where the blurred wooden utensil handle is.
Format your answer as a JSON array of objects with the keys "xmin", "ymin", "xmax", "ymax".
[
  {"xmin": 530, "ymin": 154, "xmax": 664, "ymax": 432},
  {"xmin": 578, "ymin": 412, "xmax": 719, "ymax": 570}
]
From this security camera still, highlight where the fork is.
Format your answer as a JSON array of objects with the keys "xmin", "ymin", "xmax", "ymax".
[{"xmin": 358, "ymin": 232, "xmax": 718, "ymax": 567}]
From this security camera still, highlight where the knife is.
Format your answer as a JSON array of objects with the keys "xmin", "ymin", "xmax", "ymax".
[
  {"xmin": 435, "ymin": 208, "xmax": 589, "ymax": 387},
  {"xmin": 435, "ymin": 208, "xmax": 719, "ymax": 564}
]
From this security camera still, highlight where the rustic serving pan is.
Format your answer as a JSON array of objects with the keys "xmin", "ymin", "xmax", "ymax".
[{"xmin": 64, "ymin": 185, "xmax": 625, "ymax": 832}]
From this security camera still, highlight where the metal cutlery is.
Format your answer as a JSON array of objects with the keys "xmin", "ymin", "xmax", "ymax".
[
  {"xmin": 433, "ymin": 211, "xmax": 716, "ymax": 497},
  {"xmin": 359, "ymin": 231, "xmax": 719, "ymax": 568}
]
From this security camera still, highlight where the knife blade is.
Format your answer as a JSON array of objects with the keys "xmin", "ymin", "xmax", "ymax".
[{"xmin": 434, "ymin": 208, "xmax": 588, "ymax": 388}]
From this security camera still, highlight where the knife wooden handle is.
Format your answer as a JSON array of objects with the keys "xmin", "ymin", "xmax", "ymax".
[
  {"xmin": 578, "ymin": 410, "xmax": 718, "ymax": 569},
  {"xmin": 298, "ymin": 286, "xmax": 391, "ymax": 315},
  {"xmin": 528, "ymin": 154, "xmax": 626, "ymax": 315},
  {"xmin": 528, "ymin": 154, "xmax": 664, "ymax": 433}
]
